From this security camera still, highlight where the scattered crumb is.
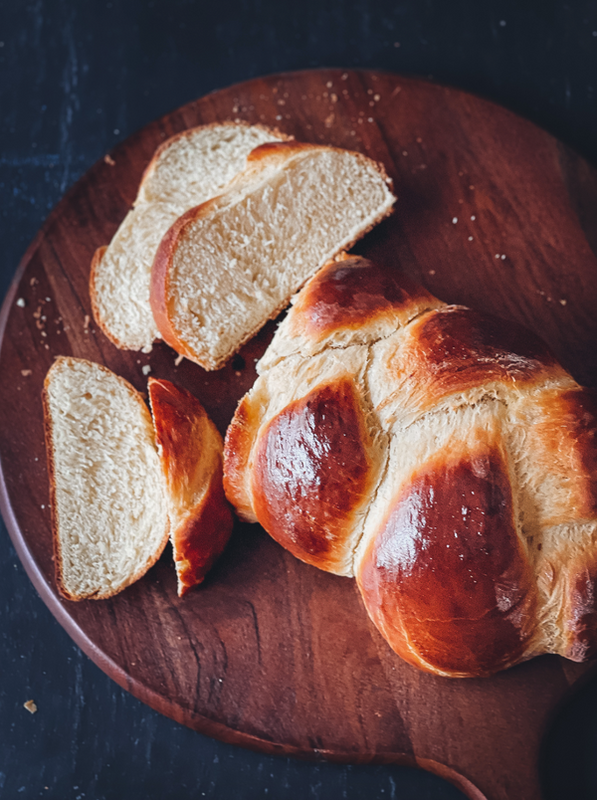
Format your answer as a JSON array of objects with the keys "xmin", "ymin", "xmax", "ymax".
[
  {"xmin": 24, "ymin": 700, "xmax": 37, "ymax": 714},
  {"xmin": 104, "ymin": 154, "xmax": 116, "ymax": 166},
  {"xmin": 367, "ymin": 117, "xmax": 374, "ymax": 123},
  {"xmin": 30, "ymin": 277, "xmax": 38, "ymax": 286},
  {"xmin": 469, "ymin": 185, "xmax": 475, "ymax": 190},
  {"xmin": 495, "ymin": 254, "xmax": 500, "ymax": 259},
  {"xmin": 374, "ymin": 94, "xmax": 380, "ymax": 101},
  {"xmin": 501, "ymin": 254, "xmax": 506, "ymax": 260},
  {"xmin": 468, "ymin": 236, "xmax": 473, "ymax": 241},
  {"xmin": 416, "ymin": 137, "xmax": 423, "ymax": 143},
  {"xmin": 41, "ymin": 505, "xmax": 45, "ymax": 509},
  {"xmin": 234, "ymin": 371, "xmax": 242, "ymax": 377},
  {"xmin": 324, "ymin": 113, "xmax": 335, "ymax": 127},
  {"xmin": 21, "ymin": 369, "xmax": 32, "ymax": 377},
  {"xmin": 45, "ymin": 297, "xmax": 51, "ymax": 302},
  {"xmin": 142, "ymin": 365, "xmax": 151, "ymax": 376},
  {"xmin": 83, "ymin": 314, "xmax": 90, "ymax": 331},
  {"xmin": 429, "ymin": 269, "xmax": 436, "ymax": 275},
  {"xmin": 402, "ymin": 150, "xmax": 408, "ymax": 156},
  {"xmin": 330, "ymin": 93, "xmax": 338, "ymax": 103},
  {"xmin": 471, "ymin": 215, "xmax": 476, "ymax": 221},
  {"xmin": 452, "ymin": 217, "xmax": 458, "ymax": 224},
  {"xmin": 16, "ymin": 298, "xmax": 26, "ymax": 307},
  {"xmin": 341, "ymin": 73, "xmax": 348, "ymax": 80},
  {"xmin": 174, "ymin": 353, "xmax": 184, "ymax": 366},
  {"xmin": 391, "ymin": 86, "xmax": 402, "ymax": 97},
  {"xmin": 560, "ymin": 299, "xmax": 567, "ymax": 306}
]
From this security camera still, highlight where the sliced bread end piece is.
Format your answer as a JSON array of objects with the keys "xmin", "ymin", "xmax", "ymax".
[
  {"xmin": 148, "ymin": 378, "xmax": 233, "ymax": 596},
  {"xmin": 43, "ymin": 357, "xmax": 170, "ymax": 600},
  {"xmin": 150, "ymin": 141, "xmax": 396, "ymax": 371}
]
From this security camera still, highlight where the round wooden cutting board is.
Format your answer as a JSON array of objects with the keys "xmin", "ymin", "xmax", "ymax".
[{"xmin": 1, "ymin": 70, "xmax": 597, "ymax": 800}]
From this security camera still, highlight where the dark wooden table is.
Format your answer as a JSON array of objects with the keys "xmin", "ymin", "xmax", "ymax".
[{"xmin": 2, "ymin": 2, "xmax": 597, "ymax": 799}]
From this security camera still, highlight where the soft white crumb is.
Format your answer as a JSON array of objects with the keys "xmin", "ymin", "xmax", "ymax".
[
  {"xmin": 471, "ymin": 215, "xmax": 476, "ymax": 221},
  {"xmin": 21, "ymin": 369, "xmax": 32, "ymax": 377},
  {"xmin": 560, "ymin": 299, "xmax": 567, "ymax": 306},
  {"xmin": 452, "ymin": 217, "xmax": 458, "ymax": 224},
  {"xmin": 142, "ymin": 365, "xmax": 151, "ymax": 376},
  {"xmin": 468, "ymin": 236, "xmax": 474, "ymax": 241},
  {"xmin": 16, "ymin": 298, "xmax": 26, "ymax": 307},
  {"xmin": 174, "ymin": 354, "xmax": 184, "ymax": 366}
]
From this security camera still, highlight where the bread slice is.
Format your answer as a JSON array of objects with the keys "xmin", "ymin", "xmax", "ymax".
[
  {"xmin": 150, "ymin": 141, "xmax": 396, "ymax": 370},
  {"xmin": 148, "ymin": 378, "xmax": 233, "ymax": 596},
  {"xmin": 90, "ymin": 122, "xmax": 287, "ymax": 353},
  {"xmin": 43, "ymin": 357, "xmax": 170, "ymax": 600}
]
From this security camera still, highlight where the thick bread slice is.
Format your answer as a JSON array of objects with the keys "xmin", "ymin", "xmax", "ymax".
[
  {"xmin": 43, "ymin": 357, "xmax": 170, "ymax": 600},
  {"xmin": 148, "ymin": 378, "xmax": 234, "ymax": 596},
  {"xmin": 150, "ymin": 141, "xmax": 396, "ymax": 370},
  {"xmin": 90, "ymin": 123, "xmax": 287, "ymax": 352}
]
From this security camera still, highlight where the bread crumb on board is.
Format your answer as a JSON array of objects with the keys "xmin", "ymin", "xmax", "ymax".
[
  {"xmin": 142, "ymin": 365, "xmax": 151, "ymax": 376},
  {"xmin": 16, "ymin": 297, "xmax": 26, "ymax": 307},
  {"xmin": 23, "ymin": 699, "xmax": 37, "ymax": 714}
]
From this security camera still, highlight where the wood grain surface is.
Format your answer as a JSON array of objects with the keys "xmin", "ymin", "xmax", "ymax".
[{"xmin": 1, "ymin": 69, "xmax": 597, "ymax": 800}]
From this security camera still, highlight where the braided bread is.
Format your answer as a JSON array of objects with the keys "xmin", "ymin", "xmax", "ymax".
[{"xmin": 223, "ymin": 255, "xmax": 597, "ymax": 677}]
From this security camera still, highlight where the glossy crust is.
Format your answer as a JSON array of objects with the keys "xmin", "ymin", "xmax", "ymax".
[
  {"xmin": 288, "ymin": 255, "xmax": 439, "ymax": 341},
  {"xmin": 252, "ymin": 379, "xmax": 376, "ymax": 574},
  {"xmin": 43, "ymin": 357, "xmax": 170, "ymax": 601},
  {"xmin": 224, "ymin": 254, "xmax": 597, "ymax": 677},
  {"xmin": 356, "ymin": 427, "xmax": 535, "ymax": 678},
  {"xmin": 148, "ymin": 378, "xmax": 233, "ymax": 596},
  {"xmin": 150, "ymin": 142, "xmax": 395, "ymax": 369}
]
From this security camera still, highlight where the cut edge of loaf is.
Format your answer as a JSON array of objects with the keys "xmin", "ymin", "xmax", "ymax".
[
  {"xmin": 43, "ymin": 357, "xmax": 170, "ymax": 601},
  {"xmin": 137, "ymin": 120, "xmax": 293, "ymax": 204},
  {"xmin": 90, "ymin": 122, "xmax": 290, "ymax": 353},
  {"xmin": 150, "ymin": 141, "xmax": 396, "ymax": 370}
]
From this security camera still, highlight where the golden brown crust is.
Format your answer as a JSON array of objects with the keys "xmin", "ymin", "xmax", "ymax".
[
  {"xmin": 148, "ymin": 378, "xmax": 233, "ymax": 595},
  {"xmin": 356, "ymin": 426, "xmax": 536, "ymax": 678},
  {"xmin": 288, "ymin": 255, "xmax": 438, "ymax": 341},
  {"xmin": 251, "ymin": 378, "xmax": 376, "ymax": 574},
  {"xmin": 43, "ymin": 357, "xmax": 170, "ymax": 601},
  {"xmin": 223, "ymin": 394, "xmax": 263, "ymax": 523},
  {"xmin": 149, "ymin": 206, "xmax": 210, "ymax": 360}
]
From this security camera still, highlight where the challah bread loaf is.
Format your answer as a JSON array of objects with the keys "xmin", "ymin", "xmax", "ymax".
[
  {"xmin": 43, "ymin": 357, "xmax": 170, "ymax": 600},
  {"xmin": 90, "ymin": 122, "xmax": 287, "ymax": 352},
  {"xmin": 148, "ymin": 378, "xmax": 233, "ymax": 596},
  {"xmin": 224, "ymin": 255, "xmax": 597, "ymax": 677},
  {"xmin": 150, "ymin": 142, "xmax": 396, "ymax": 370}
]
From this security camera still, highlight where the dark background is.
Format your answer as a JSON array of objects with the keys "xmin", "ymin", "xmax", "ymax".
[{"xmin": 2, "ymin": 1, "xmax": 597, "ymax": 798}]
